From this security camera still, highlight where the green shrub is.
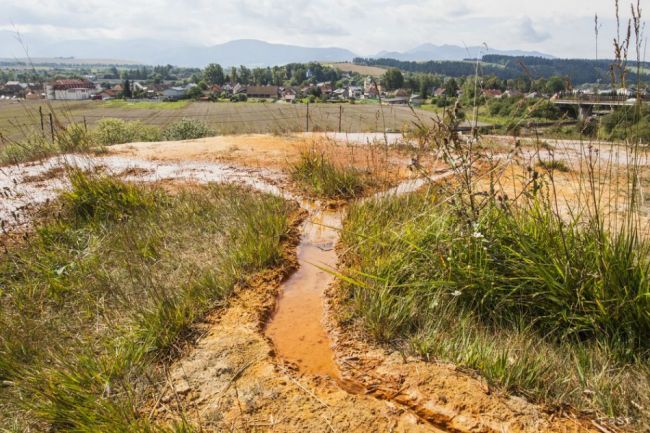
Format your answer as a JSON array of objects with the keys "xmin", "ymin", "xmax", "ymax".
[
  {"xmin": 601, "ymin": 105, "xmax": 650, "ymax": 142},
  {"xmin": 93, "ymin": 118, "xmax": 162, "ymax": 145},
  {"xmin": 92, "ymin": 118, "xmax": 135, "ymax": 145},
  {"xmin": 161, "ymin": 118, "xmax": 214, "ymax": 141}
]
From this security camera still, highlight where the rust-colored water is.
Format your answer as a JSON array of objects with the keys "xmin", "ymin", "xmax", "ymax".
[{"xmin": 265, "ymin": 204, "xmax": 343, "ymax": 378}]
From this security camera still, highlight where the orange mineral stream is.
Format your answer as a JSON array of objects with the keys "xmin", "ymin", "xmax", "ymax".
[{"xmin": 265, "ymin": 203, "xmax": 343, "ymax": 378}]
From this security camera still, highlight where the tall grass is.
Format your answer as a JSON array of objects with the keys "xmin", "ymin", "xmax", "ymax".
[
  {"xmin": 0, "ymin": 170, "xmax": 292, "ymax": 431},
  {"xmin": 290, "ymin": 149, "xmax": 369, "ymax": 199},
  {"xmin": 340, "ymin": 189, "xmax": 650, "ymax": 427},
  {"xmin": 338, "ymin": 4, "xmax": 650, "ymax": 428},
  {"xmin": 0, "ymin": 122, "xmax": 99, "ymax": 165}
]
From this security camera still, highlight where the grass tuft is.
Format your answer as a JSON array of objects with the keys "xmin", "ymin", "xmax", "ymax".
[
  {"xmin": 0, "ymin": 171, "xmax": 292, "ymax": 431},
  {"xmin": 291, "ymin": 149, "xmax": 369, "ymax": 198},
  {"xmin": 340, "ymin": 189, "xmax": 650, "ymax": 426},
  {"xmin": 536, "ymin": 159, "xmax": 571, "ymax": 172}
]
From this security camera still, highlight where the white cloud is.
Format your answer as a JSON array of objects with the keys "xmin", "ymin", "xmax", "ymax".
[
  {"xmin": 517, "ymin": 17, "xmax": 551, "ymax": 43},
  {"xmin": 0, "ymin": 0, "xmax": 633, "ymax": 58}
]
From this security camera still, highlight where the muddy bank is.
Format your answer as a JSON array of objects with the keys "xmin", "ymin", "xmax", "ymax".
[{"xmin": 0, "ymin": 141, "xmax": 601, "ymax": 432}]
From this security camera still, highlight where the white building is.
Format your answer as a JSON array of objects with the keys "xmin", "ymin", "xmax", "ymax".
[{"xmin": 46, "ymin": 79, "xmax": 97, "ymax": 100}]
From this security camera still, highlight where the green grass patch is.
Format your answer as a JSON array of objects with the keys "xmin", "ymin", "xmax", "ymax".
[
  {"xmin": 339, "ymin": 190, "xmax": 650, "ymax": 428},
  {"xmin": 536, "ymin": 159, "xmax": 571, "ymax": 172},
  {"xmin": 290, "ymin": 150, "xmax": 370, "ymax": 199},
  {"xmin": 0, "ymin": 123, "xmax": 100, "ymax": 165},
  {"xmin": 0, "ymin": 170, "xmax": 292, "ymax": 431}
]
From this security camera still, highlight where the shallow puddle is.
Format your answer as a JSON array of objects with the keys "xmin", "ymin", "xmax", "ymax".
[{"xmin": 265, "ymin": 203, "xmax": 343, "ymax": 378}]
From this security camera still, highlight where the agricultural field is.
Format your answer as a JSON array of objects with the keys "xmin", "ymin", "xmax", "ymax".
[
  {"xmin": 0, "ymin": 99, "xmax": 443, "ymax": 143},
  {"xmin": 329, "ymin": 62, "xmax": 387, "ymax": 77}
]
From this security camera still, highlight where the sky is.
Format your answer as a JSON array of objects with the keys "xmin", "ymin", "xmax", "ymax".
[{"xmin": 0, "ymin": 0, "xmax": 641, "ymax": 59}]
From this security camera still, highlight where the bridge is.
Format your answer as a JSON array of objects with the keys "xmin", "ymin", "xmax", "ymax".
[{"xmin": 551, "ymin": 95, "xmax": 643, "ymax": 119}]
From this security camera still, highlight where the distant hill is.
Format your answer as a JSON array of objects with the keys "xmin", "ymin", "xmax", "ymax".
[
  {"xmin": 0, "ymin": 57, "xmax": 141, "ymax": 66},
  {"xmin": 373, "ymin": 44, "xmax": 554, "ymax": 61},
  {"xmin": 0, "ymin": 31, "xmax": 555, "ymax": 68},
  {"xmin": 0, "ymin": 33, "xmax": 356, "ymax": 68}
]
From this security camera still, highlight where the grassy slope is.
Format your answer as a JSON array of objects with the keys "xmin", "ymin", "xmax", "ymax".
[
  {"xmin": 340, "ymin": 191, "xmax": 650, "ymax": 430},
  {"xmin": 0, "ymin": 171, "xmax": 293, "ymax": 432}
]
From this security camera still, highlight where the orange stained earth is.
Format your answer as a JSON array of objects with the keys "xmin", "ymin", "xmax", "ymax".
[{"xmin": 265, "ymin": 203, "xmax": 343, "ymax": 378}]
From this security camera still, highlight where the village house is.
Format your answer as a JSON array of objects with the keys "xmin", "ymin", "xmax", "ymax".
[
  {"xmin": 433, "ymin": 88, "xmax": 447, "ymax": 97},
  {"xmin": 246, "ymin": 85, "xmax": 279, "ymax": 99},
  {"xmin": 364, "ymin": 85, "xmax": 379, "ymax": 99},
  {"xmin": 0, "ymin": 81, "xmax": 30, "ymax": 98},
  {"xmin": 221, "ymin": 83, "xmax": 234, "ymax": 95},
  {"xmin": 384, "ymin": 96, "xmax": 409, "ymax": 105},
  {"xmin": 332, "ymin": 87, "xmax": 348, "ymax": 100},
  {"xmin": 409, "ymin": 94, "xmax": 424, "ymax": 106},
  {"xmin": 46, "ymin": 79, "xmax": 97, "ymax": 100},
  {"xmin": 280, "ymin": 87, "xmax": 298, "ymax": 103},
  {"xmin": 348, "ymin": 86, "xmax": 363, "ymax": 99},
  {"xmin": 482, "ymin": 89, "xmax": 503, "ymax": 98},
  {"xmin": 503, "ymin": 89, "xmax": 523, "ymax": 98},
  {"xmin": 162, "ymin": 87, "xmax": 186, "ymax": 101},
  {"xmin": 316, "ymin": 82, "xmax": 333, "ymax": 96},
  {"xmin": 98, "ymin": 88, "xmax": 120, "ymax": 100}
]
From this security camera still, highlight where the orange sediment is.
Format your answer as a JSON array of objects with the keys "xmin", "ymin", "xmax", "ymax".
[{"xmin": 265, "ymin": 203, "xmax": 343, "ymax": 378}]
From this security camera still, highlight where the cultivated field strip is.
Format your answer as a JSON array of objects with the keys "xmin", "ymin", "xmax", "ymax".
[{"xmin": 0, "ymin": 100, "xmax": 438, "ymax": 142}]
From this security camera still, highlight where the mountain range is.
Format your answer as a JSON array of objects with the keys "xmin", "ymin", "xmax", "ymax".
[
  {"xmin": 0, "ymin": 33, "xmax": 554, "ymax": 67},
  {"xmin": 375, "ymin": 43, "xmax": 554, "ymax": 62}
]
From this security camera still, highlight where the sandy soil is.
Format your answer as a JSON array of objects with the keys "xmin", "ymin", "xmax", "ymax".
[{"xmin": 108, "ymin": 133, "xmax": 447, "ymax": 184}]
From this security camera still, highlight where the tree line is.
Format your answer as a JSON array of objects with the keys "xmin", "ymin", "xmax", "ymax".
[{"xmin": 356, "ymin": 55, "xmax": 650, "ymax": 86}]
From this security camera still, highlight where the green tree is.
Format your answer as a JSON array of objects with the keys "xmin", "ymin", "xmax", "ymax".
[
  {"xmin": 238, "ymin": 66, "xmax": 251, "ymax": 84},
  {"xmin": 444, "ymin": 78, "xmax": 459, "ymax": 97},
  {"xmin": 546, "ymin": 76, "xmax": 566, "ymax": 94},
  {"xmin": 187, "ymin": 85, "xmax": 203, "ymax": 99},
  {"xmin": 123, "ymin": 79, "xmax": 132, "ymax": 98},
  {"xmin": 383, "ymin": 68, "xmax": 404, "ymax": 91},
  {"xmin": 203, "ymin": 64, "xmax": 225, "ymax": 85}
]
